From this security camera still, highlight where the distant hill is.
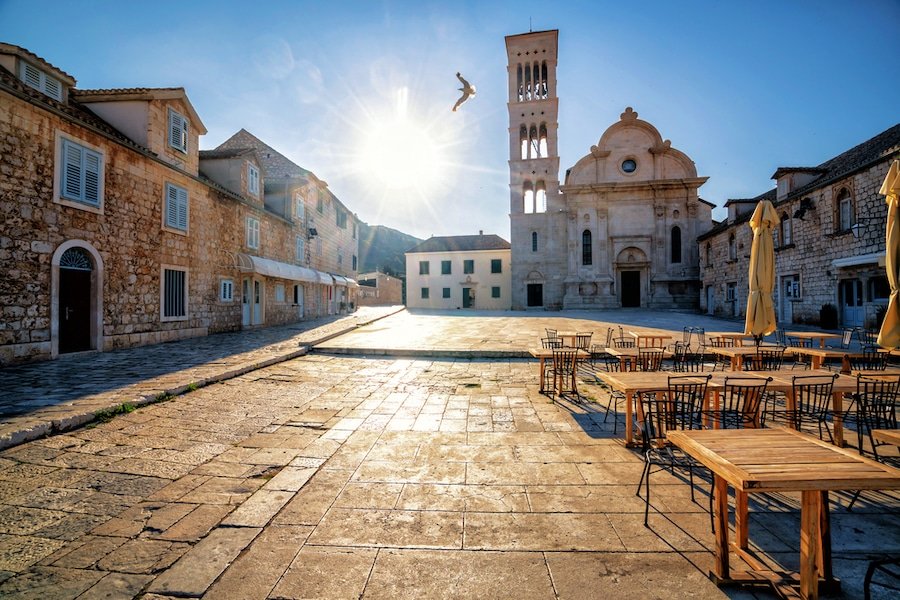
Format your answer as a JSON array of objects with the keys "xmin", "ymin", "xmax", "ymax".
[{"xmin": 358, "ymin": 223, "xmax": 422, "ymax": 276}]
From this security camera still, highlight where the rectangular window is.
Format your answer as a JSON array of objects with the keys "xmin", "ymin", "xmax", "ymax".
[
  {"xmin": 839, "ymin": 198, "xmax": 853, "ymax": 231},
  {"xmin": 491, "ymin": 259, "xmax": 502, "ymax": 274},
  {"xmin": 338, "ymin": 250, "xmax": 343, "ymax": 266},
  {"xmin": 275, "ymin": 283, "xmax": 285, "ymax": 302},
  {"xmin": 168, "ymin": 108, "xmax": 188, "ymax": 153},
  {"xmin": 441, "ymin": 260, "xmax": 451, "ymax": 275},
  {"xmin": 352, "ymin": 222, "xmax": 357, "ymax": 239},
  {"xmin": 316, "ymin": 238, "xmax": 322, "ymax": 256},
  {"xmin": 295, "ymin": 191, "xmax": 305, "ymax": 221},
  {"xmin": 21, "ymin": 62, "xmax": 62, "ymax": 100},
  {"xmin": 726, "ymin": 282, "xmax": 736, "ymax": 302},
  {"xmin": 248, "ymin": 164, "xmax": 260, "ymax": 196},
  {"xmin": 419, "ymin": 261, "xmax": 430, "ymax": 275},
  {"xmin": 61, "ymin": 138, "xmax": 102, "ymax": 207},
  {"xmin": 220, "ymin": 279, "xmax": 234, "ymax": 302},
  {"xmin": 464, "ymin": 260, "xmax": 474, "ymax": 274},
  {"xmin": 352, "ymin": 255, "xmax": 357, "ymax": 270},
  {"xmin": 317, "ymin": 189, "xmax": 324, "ymax": 213},
  {"xmin": 164, "ymin": 182, "xmax": 188, "ymax": 231},
  {"xmin": 336, "ymin": 209, "xmax": 347, "ymax": 228},
  {"xmin": 421, "ymin": 287, "xmax": 430, "ymax": 299},
  {"xmin": 162, "ymin": 267, "xmax": 187, "ymax": 319},
  {"xmin": 492, "ymin": 286, "xmax": 501, "ymax": 298},
  {"xmin": 442, "ymin": 287, "xmax": 451, "ymax": 298},
  {"xmin": 246, "ymin": 217, "xmax": 260, "ymax": 249},
  {"xmin": 296, "ymin": 236, "xmax": 305, "ymax": 261},
  {"xmin": 293, "ymin": 284, "xmax": 301, "ymax": 304}
]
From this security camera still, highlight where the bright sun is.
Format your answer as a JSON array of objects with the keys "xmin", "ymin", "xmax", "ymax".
[{"xmin": 359, "ymin": 87, "xmax": 443, "ymax": 191}]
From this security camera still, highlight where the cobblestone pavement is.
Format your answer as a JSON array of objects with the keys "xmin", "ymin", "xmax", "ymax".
[
  {"xmin": 0, "ymin": 306, "xmax": 403, "ymax": 449},
  {"xmin": 0, "ymin": 309, "xmax": 897, "ymax": 598}
]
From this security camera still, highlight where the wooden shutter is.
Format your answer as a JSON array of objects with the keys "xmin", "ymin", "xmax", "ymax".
[
  {"xmin": 169, "ymin": 110, "xmax": 187, "ymax": 151},
  {"xmin": 83, "ymin": 150, "xmax": 101, "ymax": 205},
  {"xmin": 62, "ymin": 140, "xmax": 83, "ymax": 200},
  {"xmin": 21, "ymin": 62, "xmax": 41, "ymax": 89},
  {"xmin": 166, "ymin": 184, "xmax": 188, "ymax": 230}
]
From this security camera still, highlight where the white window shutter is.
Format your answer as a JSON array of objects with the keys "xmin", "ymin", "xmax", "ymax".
[
  {"xmin": 166, "ymin": 184, "xmax": 179, "ymax": 227},
  {"xmin": 169, "ymin": 111, "xmax": 187, "ymax": 152},
  {"xmin": 22, "ymin": 63, "xmax": 41, "ymax": 89},
  {"xmin": 177, "ymin": 187, "xmax": 188, "ymax": 229},
  {"xmin": 62, "ymin": 140, "xmax": 83, "ymax": 200},
  {"xmin": 43, "ymin": 75, "xmax": 62, "ymax": 100},
  {"xmin": 83, "ymin": 150, "xmax": 101, "ymax": 205}
]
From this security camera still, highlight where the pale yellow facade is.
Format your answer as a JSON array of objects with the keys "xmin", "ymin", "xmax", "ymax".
[{"xmin": 405, "ymin": 249, "xmax": 512, "ymax": 310}]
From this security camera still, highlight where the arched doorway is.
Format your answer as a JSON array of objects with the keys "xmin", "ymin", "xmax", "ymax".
[
  {"xmin": 614, "ymin": 247, "xmax": 649, "ymax": 308},
  {"xmin": 52, "ymin": 241, "xmax": 103, "ymax": 356}
]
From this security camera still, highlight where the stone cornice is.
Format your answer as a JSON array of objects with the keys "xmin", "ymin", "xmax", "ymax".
[{"xmin": 560, "ymin": 177, "xmax": 708, "ymax": 194}]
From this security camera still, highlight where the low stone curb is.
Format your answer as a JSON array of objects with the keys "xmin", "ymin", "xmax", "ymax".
[
  {"xmin": 0, "ymin": 306, "xmax": 404, "ymax": 450},
  {"xmin": 312, "ymin": 347, "xmax": 531, "ymax": 359}
]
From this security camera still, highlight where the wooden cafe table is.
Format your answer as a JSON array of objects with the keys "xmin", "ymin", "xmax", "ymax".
[
  {"xmin": 872, "ymin": 428, "xmax": 900, "ymax": 447},
  {"xmin": 604, "ymin": 346, "xmax": 673, "ymax": 371},
  {"xmin": 708, "ymin": 345, "xmax": 795, "ymax": 371},
  {"xmin": 785, "ymin": 331, "xmax": 842, "ymax": 349},
  {"xmin": 706, "ymin": 332, "xmax": 756, "ymax": 347},
  {"xmin": 628, "ymin": 330, "xmax": 673, "ymax": 348},
  {"xmin": 667, "ymin": 427, "xmax": 900, "ymax": 600}
]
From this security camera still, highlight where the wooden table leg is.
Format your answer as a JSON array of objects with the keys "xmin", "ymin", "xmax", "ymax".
[
  {"xmin": 735, "ymin": 490, "xmax": 749, "ymax": 550},
  {"xmin": 712, "ymin": 474, "xmax": 731, "ymax": 581},
  {"xmin": 538, "ymin": 357, "xmax": 546, "ymax": 393},
  {"xmin": 800, "ymin": 490, "xmax": 821, "ymax": 600},
  {"xmin": 625, "ymin": 391, "xmax": 634, "ymax": 445},
  {"xmin": 812, "ymin": 355, "xmax": 823, "ymax": 370}
]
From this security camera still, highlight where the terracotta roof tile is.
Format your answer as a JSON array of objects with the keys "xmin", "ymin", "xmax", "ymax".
[{"xmin": 407, "ymin": 234, "xmax": 511, "ymax": 253}]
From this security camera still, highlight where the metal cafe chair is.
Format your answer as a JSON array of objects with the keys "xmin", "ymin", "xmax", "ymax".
[
  {"xmin": 636, "ymin": 374, "xmax": 711, "ymax": 526},
  {"xmin": 785, "ymin": 336, "xmax": 813, "ymax": 370},
  {"xmin": 767, "ymin": 373, "xmax": 839, "ymax": 442},
  {"xmin": 549, "ymin": 348, "xmax": 579, "ymax": 398},
  {"xmin": 848, "ymin": 346, "xmax": 888, "ymax": 371},
  {"xmin": 712, "ymin": 376, "xmax": 772, "ymax": 430},
  {"xmin": 612, "ymin": 337, "xmax": 636, "ymax": 349},
  {"xmin": 636, "ymin": 347, "xmax": 664, "ymax": 372},
  {"xmin": 746, "ymin": 346, "xmax": 786, "ymax": 372},
  {"xmin": 847, "ymin": 374, "xmax": 900, "ymax": 510},
  {"xmin": 672, "ymin": 341, "xmax": 704, "ymax": 372},
  {"xmin": 541, "ymin": 337, "xmax": 563, "ymax": 350}
]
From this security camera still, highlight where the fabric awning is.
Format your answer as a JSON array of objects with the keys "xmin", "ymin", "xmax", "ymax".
[
  {"xmin": 331, "ymin": 274, "xmax": 349, "ymax": 286},
  {"xmin": 345, "ymin": 277, "xmax": 359, "ymax": 288},
  {"xmin": 831, "ymin": 252, "xmax": 886, "ymax": 269},
  {"xmin": 314, "ymin": 271, "xmax": 332, "ymax": 285},
  {"xmin": 237, "ymin": 254, "xmax": 318, "ymax": 283}
]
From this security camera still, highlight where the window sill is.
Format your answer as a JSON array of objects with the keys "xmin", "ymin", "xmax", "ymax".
[
  {"xmin": 163, "ymin": 225, "xmax": 189, "ymax": 237},
  {"xmin": 774, "ymin": 243, "xmax": 795, "ymax": 252},
  {"xmin": 725, "ymin": 259, "xmax": 738, "ymax": 264}
]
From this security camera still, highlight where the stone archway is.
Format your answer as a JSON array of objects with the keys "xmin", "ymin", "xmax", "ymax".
[
  {"xmin": 51, "ymin": 240, "xmax": 104, "ymax": 357},
  {"xmin": 614, "ymin": 247, "xmax": 649, "ymax": 308}
]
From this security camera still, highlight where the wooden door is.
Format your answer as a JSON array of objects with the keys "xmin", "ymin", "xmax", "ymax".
[
  {"xmin": 621, "ymin": 271, "xmax": 640, "ymax": 307},
  {"xmin": 59, "ymin": 268, "xmax": 91, "ymax": 353}
]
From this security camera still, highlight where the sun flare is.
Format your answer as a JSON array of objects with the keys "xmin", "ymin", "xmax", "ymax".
[{"xmin": 358, "ymin": 86, "xmax": 445, "ymax": 191}]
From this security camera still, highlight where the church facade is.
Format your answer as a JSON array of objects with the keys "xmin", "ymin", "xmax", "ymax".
[{"xmin": 505, "ymin": 30, "xmax": 714, "ymax": 310}]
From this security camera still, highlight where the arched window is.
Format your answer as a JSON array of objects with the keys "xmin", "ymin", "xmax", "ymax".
[
  {"xmin": 535, "ymin": 181, "xmax": 547, "ymax": 213},
  {"xmin": 781, "ymin": 212, "xmax": 792, "ymax": 246},
  {"xmin": 516, "ymin": 64, "xmax": 523, "ymax": 102},
  {"xmin": 523, "ymin": 181, "xmax": 534, "ymax": 214},
  {"xmin": 529, "ymin": 125, "xmax": 538, "ymax": 158},
  {"xmin": 532, "ymin": 62, "xmax": 540, "ymax": 99},
  {"xmin": 540, "ymin": 61, "xmax": 548, "ymax": 98},
  {"xmin": 837, "ymin": 188, "xmax": 853, "ymax": 232},
  {"xmin": 524, "ymin": 65, "xmax": 532, "ymax": 101},
  {"xmin": 531, "ymin": 231, "xmax": 538, "ymax": 252},
  {"xmin": 582, "ymin": 230, "xmax": 592, "ymax": 266},
  {"xmin": 519, "ymin": 126, "xmax": 528, "ymax": 160},
  {"xmin": 728, "ymin": 233, "xmax": 736, "ymax": 260},
  {"xmin": 705, "ymin": 242, "xmax": 712, "ymax": 267},
  {"xmin": 670, "ymin": 226, "xmax": 682, "ymax": 264},
  {"xmin": 538, "ymin": 124, "xmax": 548, "ymax": 157}
]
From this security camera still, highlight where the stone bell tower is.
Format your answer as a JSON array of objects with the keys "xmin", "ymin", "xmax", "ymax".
[{"xmin": 505, "ymin": 30, "xmax": 566, "ymax": 309}]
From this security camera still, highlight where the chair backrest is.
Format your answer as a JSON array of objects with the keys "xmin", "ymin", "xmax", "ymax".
[
  {"xmin": 791, "ymin": 374, "xmax": 838, "ymax": 422},
  {"xmin": 612, "ymin": 337, "xmax": 636, "ymax": 348},
  {"xmin": 541, "ymin": 337, "xmax": 563, "ymax": 349},
  {"xmin": 751, "ymin": 346, "xmax": 786, "ymax": 371},
  {"xmin": 638, "ymin": 374, "xmax": 710, "ymax": 448},
  {"xmin": 637, "ymin": 347, "xmax": 664, "ymax": 371},
  {"xmin": 786, "ymin": 336, "xmax": 811, "ymax": 348},
  {"xmin": 774, "ymin": 329, "xmax": 786, "ymax": 346},
  {"xmin": 849, "ymin": 346, "xmax": 887, "ymax": 371},
  {"xmin": 857, "ymin": 329, "xmax": 878, "ymax": 346},
  {"xmin": 693, "ymin": 328, "xmax": 706, "ymax": 350},
  {"xmin": 574, "ymin": 332, "xmax": 593, "ymax": 350},
  {"xmin": 545, "ymin": 328, "xmax": 558, "ymax": 340},
  {"xmin": 552, "ymin": 348, "xmax": 578, "ymax": 374},
  {"xmin": 682, "ymin": 327, "xmax": 693, "ymax": 346},
  {"xmin": 721, "ymin": 376, "xmax": 772, "ymax": 428},
  {"xmin": 710, "ymin": 337, "xmax": 735, "ymax": 348},
  {"xmin": 605, "ymin": 327, "xmax": 614, "ymax": 347},
  {"xmin": 673, "ymin": 341, "xmax": 704, "ymax": 372},
  {"xmin": 855, "ymin": 374, "xmax": 900, "ymax": 461}
]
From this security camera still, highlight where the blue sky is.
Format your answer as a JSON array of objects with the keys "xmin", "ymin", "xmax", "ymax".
[{"xmin": 2, "ymin": 0, "xmax": 898, "ymax": 240}]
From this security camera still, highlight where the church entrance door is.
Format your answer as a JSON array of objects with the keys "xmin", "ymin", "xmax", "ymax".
[
  {"xmin": 527, "ymin": 283, "xmax": 543, "ymax": 307},
  {"xmin": 621, "ymin": 271, "xmax": 640, "ymax": 307}
]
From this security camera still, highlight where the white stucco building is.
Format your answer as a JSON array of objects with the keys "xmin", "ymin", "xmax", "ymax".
[{"xmin": 405, "ymin": 234, "xmax": 511, "ymax": 310}]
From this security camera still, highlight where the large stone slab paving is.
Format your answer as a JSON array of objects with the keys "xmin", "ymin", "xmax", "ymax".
[
  {"xmin": 270, "ymin": 546, "xmax": 378, "ymax": 600},
  {"xmin": 307, "ymin": 508, "xmax": 464, "ymax": 549},
  {"xmin": 363, "ymin": 549, "xmax": 556, "ymax": 600}
]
